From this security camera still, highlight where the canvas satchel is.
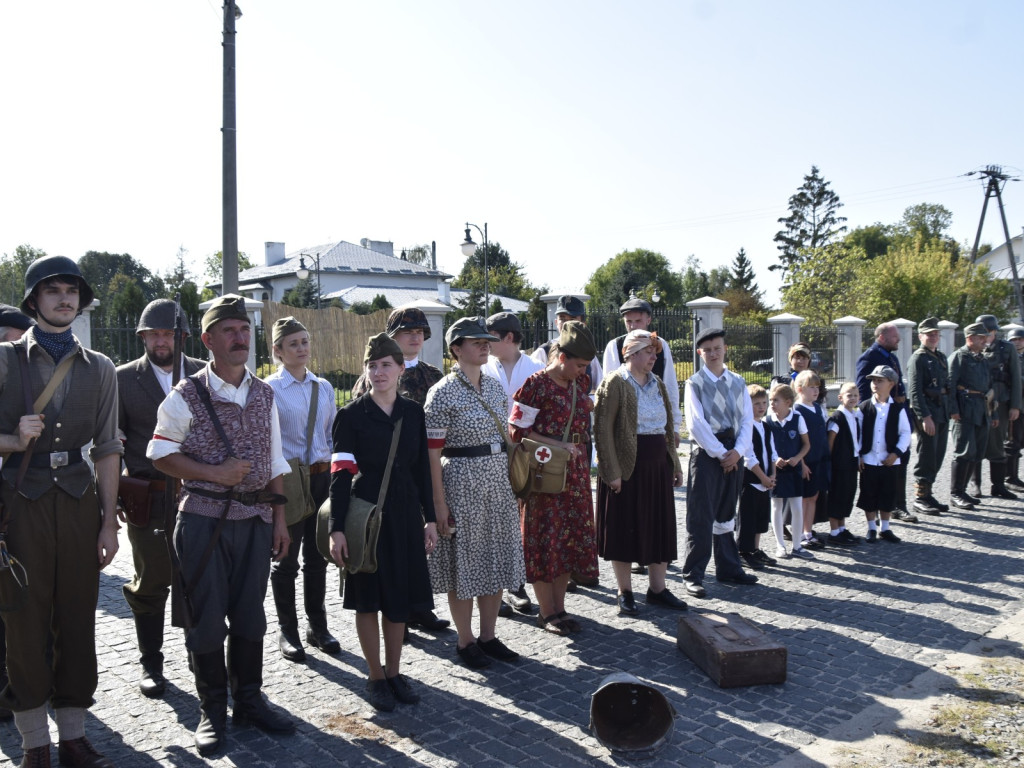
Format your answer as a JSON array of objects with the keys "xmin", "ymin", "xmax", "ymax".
[
  {"xmin": 508, "ymin": 380, "xmax": 577, "ymax": 497},
  {"xmin": 282, "ymin": 380, "xmax": 319, "ymax": 527}
]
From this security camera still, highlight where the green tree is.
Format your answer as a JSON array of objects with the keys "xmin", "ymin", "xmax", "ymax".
[
  {"xmin": 164, "ymin": 245, "xmax": 202, "ymax": 319},
  {"xmin": 281, "ymin": 278, "xmax": 319, "ymax": 308},
  {"xmin": 0, "ymin": 244, "xmax": 46, "ymax": 306},
  {"xmin": 585, "ymin": 248, "xmax": 684, "ymax": 311},
  {"xmin": 203, "ymin": 250, "xmax": 254, "ymax": 283},
  {"xmin": 107, "ymin": 273, "xmax": 148, "ymax": 318},
  {"xmin": 899, "ymin": 203, "xmax": 953, "ymax": 243},
  {"xmin": 78, "ymin": 251, "xmax": 165, "ymax": 320},
  {"xmin": 679, "ymin": 255, "xmax": 710, "ymax": 305},
  {"xmin": 402, "ymin": 244, "xmax": 433, "ymax": 266},
  {"xmin": 721, "ymin": 248, "xmax": 768, "ymax": 320},
  {"xmin": 452, "ymin": 241, "xmax": 540, "ymax": 303},
  {"xmin": 349, "ymin": 294, "xmax": 392, "ymax": 315},
  {"xmin": 843, "ymin": 223, "xmax": 894, "ymax": 260},
  {"xmin": 781, "ymin": 244, "xmax": 866, "ymax": 325},
  {"xmin": 773, "ymin": 166, "xmax": 847, "ymax": 279}
]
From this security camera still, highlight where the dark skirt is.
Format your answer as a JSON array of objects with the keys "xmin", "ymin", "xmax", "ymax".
[{"xmin": 597, "ymin": 435, "xmax": 677, "ymax": 564}]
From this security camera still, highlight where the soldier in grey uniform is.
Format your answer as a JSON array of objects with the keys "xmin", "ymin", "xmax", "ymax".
[
  {"xmin": 970, "ymin": 314, "xmax": 1022, "ymax": 499},
  {"xmin": 906, "ymin": 317, "xmax": 951, "ymax": 515},
  {"xmin": 948, "ymin": 322, "xmax": 993, "ymax": 510},
  {"xmin": 1005, "ymin": 326, "xmax": 1024, "ymax": 488}
]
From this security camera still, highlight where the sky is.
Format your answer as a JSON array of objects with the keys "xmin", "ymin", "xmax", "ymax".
[{"xmin": 2, "ymin": 1, "xmax": 1022, "ymax": 308}]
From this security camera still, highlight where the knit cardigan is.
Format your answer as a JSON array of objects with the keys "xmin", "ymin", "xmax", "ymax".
[{"xmin": 594, "ymin": 371, "xmax": 681, "ymax": 484}]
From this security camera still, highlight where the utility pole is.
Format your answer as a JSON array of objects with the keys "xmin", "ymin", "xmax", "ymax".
[
  {"xmin": 967, "ymin": 165, "xmax": 1023, "ymax": 322},
  {"xmin": 222, "ymin": 1, "xmax": 241, "ymax": 295}
]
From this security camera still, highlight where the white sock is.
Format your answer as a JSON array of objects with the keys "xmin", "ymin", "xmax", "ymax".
[
  {"xmin": 14, "ymin": 706, "xmax": 50, "ymax": 750},
  {"xmin": 867, "ymin": 519, "xmax": 878, "ymax": 532},
  {"xmin": 880, "ymin": 519, "xmax": 890, "ymax": 532},
  {"xmin": 54, "ymin": 707, "xmax": 85, "ymax": 742}
]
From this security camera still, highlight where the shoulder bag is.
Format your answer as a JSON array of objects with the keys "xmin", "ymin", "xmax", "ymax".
[
  {"xmin": 317, "ymin": 415, "xmax": 403, "ymax": 575},
  {"xmin": 508, "ymin": 380, "xmax": 577, "ymax": 498},
  {"xmin": 282, "ymin": 379, "xmax": 319, "ymax": 527}
]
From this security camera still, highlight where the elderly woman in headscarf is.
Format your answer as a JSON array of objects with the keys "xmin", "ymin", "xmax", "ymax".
[{"xmin": 594, "ymin": 329, "xmax": 685, "ymax": 616}]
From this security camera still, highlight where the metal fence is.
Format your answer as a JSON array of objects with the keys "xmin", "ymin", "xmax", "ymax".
[
  {"xmin": 801, "ymin": 325, "xmax": 841, "ymax": 383},
  {"xmin": 722, "ymin": 323, "xmax": 776, "ymax": 388}
]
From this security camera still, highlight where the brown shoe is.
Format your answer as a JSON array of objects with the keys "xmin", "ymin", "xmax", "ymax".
[
  {"xmin": 19, "ymin": 745, "xmax": 50, "ymax": 768},
  {"xmin": 57, "ymin": 738, "xmax": 113, "ymax": 768}
]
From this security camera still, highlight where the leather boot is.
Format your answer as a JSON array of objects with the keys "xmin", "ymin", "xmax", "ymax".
[
  {"xmin": 134, "ymin": 612, "xmax": 167, "ymax": 698},
  {"xmin": 1006, "ymin": 455, "xmax": 1024, "ymax": 488},
  {"xmin": 228, "ymin": 636, "xmax": 295, "ymax": 734},
  {"xmin": 950, "ymin": 460, "xmax": 977, "ymax": 509},
  {"xmin": 912, "ymin": 482, "xmax": 941, "ymax": 515},
  {"xmin": 19, "ymin": 745, "xmax": 50, "ymax": 768},
  {"xmin": 192, "ymin": 650, "xmax": 228, "ymax": 756},
  {"xmin": 303, "ymin": 569, "xmax": 340, "ymax": 654},
  {"xmin": 968, "ymin": 461, "xmax": 983, "ymax": 497},
  {"xmin": 990, "ymin": 460, "xmax": 1018, "ymax": 499},
  {"xmin": 271, "ymin": 578, "xmax": 305, "ymax": 662}
]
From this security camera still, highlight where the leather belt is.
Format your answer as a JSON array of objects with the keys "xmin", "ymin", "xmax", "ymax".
[
  {"xmin": 6, "ymin": 450, "xmax": 84, "ymax": 470},
  {"xmin": 308, "ymin": 461, "xmax": 331, "ymax": 475},
  {"xmin": 442, "ymin": 443, "xmax": 508, "ymax": 458},
  {"xmin": 186, "ymin": 487, "xmax": 287, "ymax": 506},
  {"xmin": 957, "ymin": 387, "xmax": 986, "ymax": 396}
]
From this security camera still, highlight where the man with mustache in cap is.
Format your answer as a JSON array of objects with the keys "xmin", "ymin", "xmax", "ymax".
[
  {"xmin": 116, "ymin": 299, "xmax": 204, "ymax": 698},
  {"xmin": 148, "ymin": 295, "xmax": 294, "ymax": 756},
  {"xmin": 0, "ymin": 255, "xmax": 122, "ymax": 768}
]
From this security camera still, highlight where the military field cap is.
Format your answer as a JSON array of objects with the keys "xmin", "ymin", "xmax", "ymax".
[
  {"xmin": 622, "ymin": 329, "xmax": 658, "ymax": 358},
  {"xmin": 976, "ymin": 314, "xmax": 999, "ymax": 332},
  {"xmin": 918, "ymin": 317, "xmax": 941, "ymax": 333},
  {"xmin": 558, "ymin": 320, "xmax": 597, "ymax": 360},
  {"xmin": 386, "ymin": 306, "xmax": 431, "ymax": 341},
  {"xmin": 965, "ymin": 321, "xmax": 989, "ymax": 337},
  {"xmin": 555, "ymin": 295, "xmax": 586, "ymax": 318},
  {"xmin": 866, "ymin": 365, "xmax": 898, "ymax": 382},
  {"xmin": 619, "ymin": 296, "xmax": 653, "ymax": 315},
  {"xmin": 1007, "ymin": 326, "xmax": 1024, "ymax": 341},
  {"xmin": 445, "ymin": 316, "xmax": 499, "ymax": 346},
  {"xmin": 788, "ymin": 342, "xmax": 811, "ymax": 359},
  {"xmin": 364, "ymin": 332, "xmax": 404, "ymax": 364},
  {"xmin": 0, "ymin": 303, "xmax": 35, "ymax": 331},
  {"xmin": 201, "ymin": 295, "xmax": 249, "ymax": 334},
  {"xmin": 695, "ymin": 327, "xmax": 725, "ymax": 347},
  {"xmin": 486, "ymin": 311, "xmax": 522, "ymax": 335},
  {"xmin": 272, "ymin": 316, "xmax": 307, "ymax": 346}
]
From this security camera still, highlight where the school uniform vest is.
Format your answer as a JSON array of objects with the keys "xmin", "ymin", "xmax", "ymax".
[
  {"xmin": 178, "ymin": 370, "xmax": 275, "ymax": 523},
  {"xmin": 828, "ymin": 411, "xmax": 859, "ymax": 462},
  {"xmin": 795, "ymin": 402, "xmax": 827, "ymax": 463},
  {"xmin": 614, "ymin": 334, "xmax": 666, "ymax": 379},
  {"xmin": 859, "ymin": 400, "xmax": 901, "ymax": 456},
  {"xmin": 744, "ymin": 423, "xmax": 773, "ymax": 486}
]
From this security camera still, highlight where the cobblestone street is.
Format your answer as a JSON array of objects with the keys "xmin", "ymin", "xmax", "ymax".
[{"xmin": 1, "ymin": 457, "xmax": 1022, "ymax": 767}]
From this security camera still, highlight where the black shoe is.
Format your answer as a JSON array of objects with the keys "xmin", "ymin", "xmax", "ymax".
[
  {"xmin": 717, "ymin": 572, "xmax": 759, "ymax": 585},
  {"xmin": 828, "ymin": 532, "xmax": 857, "ymax": 548},
  {"xmin": 630, "ymin": 564, "xmax": 648, "ymax": 575},
  {"xmin": 962, "ymin": 490, "xmax": 982, "ymax": 505},
  {"xmin": 879, "ymin": 529, "xmax": 901, "ymax": 543},
  {"xmin": 839, "ymin": 529, "xmax": 861, "ymax": 545},
  {"xmin": 890, "ymin": 508, "xmax": 918, "ymax": 523},
  {"xmin": 865, "ymin": 530, "xmax": 878, "ymax": 544},
  {"xmin": 278, "ymin": 627, "xmax": 306, "ymax": 662},
  {"xmin": 913, "ymin": 498, "xmax": 942, "ymax": 516},
  {"xmin": 1006, "ymin": 476, "xmax": 1024, "ymax": 488},
  {"xmin": 306, "ymin": 626, "xmax": 341, "ymax": 655},
  {"xmin": 991, "ymin": 486, "xmax": 1018, "ymax": 500},
  {"xmin": 740, "ymin": 551, "xmax": 765, "ymax": 570},
  {"xmin": 386, "ymin": 674, "xmax": 420, "ymax": 704},
  {"xmin": 57, "ymin": 738, "xmax": 113, "ymax": 768},
  {"xmin": 682, "ymin": 581, "xmax": 706, "ymax": 598},
  {"xmin": 498, "ymin": 601, "xmax": 513, "ymax": 618},
  {"xmin": 646, "ymin": 587, "xmax": 688, "ymax": 610},
  {"xmin": 408, "ymin": 610, "xmax": 450, "ymax": 631},
  {"xmin": 925, "ymin": 495, "xmax": 950, "ymax": 512},
  {"xmin": 366, "ymin": 678, "xmax": 396, "ymax": 712},
  {"xmin": 506, "ymin": 585, "xmax": 533, "ymax": 613},
  {"xmin": 565, "ymin": 579, "xmax": 578, "ymax": 593},
  {"xmin": 802, "ymin": 536, "xmax": 823, "ymax": 549},
  {"xmin": 753, "ymin": 549, "xmax": 777, "ymax": 566},
  {"xmin": 571, "ymin": 571, "xmax": 600, "ymax": 587},
  {"xmin": 478, "ymin": 637, "xmax": 520, "ymax": 662},
  {"xmin": 456, "ymin": 641, "xmax": 492, "ymax": 669},
  {"xmin": 950, "ymin": 493, "xmax": 976, "ymax": 510},
  {"xmin": 617, "ymin": 590, "xmax": 639, "ymax": 615}
]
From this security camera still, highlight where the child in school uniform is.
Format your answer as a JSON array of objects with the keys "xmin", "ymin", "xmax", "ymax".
[
  {"xmin": 793, "ymin": 371, "xmax": 830, "ymax": 550},
  {"xmin": 737, "ymin": 384, "xmax": 776, "ymax": 570},
  {"xmin": 826, "ymin": 382, "xmax": 862, "ymax": 547},
  {"xmin": 857, "ymin": 365, "xmax": 912, "ymax": 543},
  {"xmin": 766, "ymin": 383, "xmax": 813, "ymax": 559}
]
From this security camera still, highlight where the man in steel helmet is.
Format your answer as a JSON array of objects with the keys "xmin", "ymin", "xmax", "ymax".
[
  {"xmin": 0, "ymin": 255, "xmax": 122, "ymax": 768},
  {"xmin": 116, "ymin": 299, "xmax": 204, "ymax": 699}
]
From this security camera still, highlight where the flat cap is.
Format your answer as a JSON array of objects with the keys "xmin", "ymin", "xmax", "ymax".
[
  {"xmin": 555, "ymin": 295, "xmax": 586, "ymax": 318},
  {"xmin": 486, "ymin": 311, "xmax": 521, "ymax": 335},
  {"xmin": 918, "ymin": 317, "xmax": 941, "ymax": 333},
  {"xmin": 619, "ymin": 296, "xmax": 653, "ymax": 315},
  {"xmin": 866, "ymin": 365, "xmax": 898, "ymax": 382},
  {"xmin": 445, "ymin": 316, "xmax": 499, "ymax": 346},
  {"xmin": 202, "ymin": 295, "xmax": 249, "ymax": 334},
  {"xmin": 0, "ymin": 303, "xmax": 35, "ymax": 331},
  {"xmin": 695, "ymin": 327, "xmax": 725, "ymax": 347}
]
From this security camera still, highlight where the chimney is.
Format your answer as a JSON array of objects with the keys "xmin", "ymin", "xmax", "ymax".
[
  {"xmin": 359, "ymin": 239, "xmax": 394, "ymax": 258},
  {"xmin": 265, "ymin": 242, "xmax": 286, "ymax": 266}
]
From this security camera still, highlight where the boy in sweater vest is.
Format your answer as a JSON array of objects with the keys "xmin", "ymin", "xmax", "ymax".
[{"xmin": 857, "ymin": 366, "xmax": 911, "ymax": 543}]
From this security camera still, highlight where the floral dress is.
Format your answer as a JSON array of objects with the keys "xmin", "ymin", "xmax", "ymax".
[
  {"xmin": 510, "ymin": 370, "xmax": 598, "ymax": 583},
  {"xmin": 424, "ymin": 367, "xmax": 526, "ymax": 600}
]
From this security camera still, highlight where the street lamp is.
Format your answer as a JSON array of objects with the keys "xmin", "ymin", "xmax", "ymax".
[
  {"xmin": 297, "ymin": 251, "xmax": 321, "ymax": 309},
  {"xmin": 460, "ymin": 222, "xmax": 488, "ymax": 313}
]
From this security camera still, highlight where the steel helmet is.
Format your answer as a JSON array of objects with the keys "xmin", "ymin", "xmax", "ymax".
[
  {"xmin": 21, "ymin": 255, "xmax": 95, "ymax": 317},
  {"xmin": 136, "ymin": 299, "xmax": 191, "ymax": 336}
]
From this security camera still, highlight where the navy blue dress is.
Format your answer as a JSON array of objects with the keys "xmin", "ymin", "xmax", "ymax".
[{"xmin": 767, "ymin": 411, "xmax": 804, "ymax": 500}]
